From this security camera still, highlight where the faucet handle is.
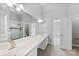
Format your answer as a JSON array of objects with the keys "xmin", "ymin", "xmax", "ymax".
[{"xmin": 8, "ymin": 40, "xmax": 16, "ymax": 50}]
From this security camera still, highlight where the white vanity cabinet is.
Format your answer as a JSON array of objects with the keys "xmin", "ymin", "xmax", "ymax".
[
  {"xmin": 0, "ymin": 33, "xmax": 48, "ymax": 56},
  {"xmin": 38, "ymin": 35, "xmax": 48, "ymax": 50},
  {"xmin": 26, "ymin": 47, "xmax": 37, "ymax": 56}
]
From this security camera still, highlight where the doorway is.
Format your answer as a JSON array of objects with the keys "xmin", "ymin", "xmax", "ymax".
[
  {"xmin": 53, "ymin": 19, "xmax": 61, "ymax": 48},
  {"xmin": 53, "ymin": 18, "xmax": 72, "ymax": 50}
]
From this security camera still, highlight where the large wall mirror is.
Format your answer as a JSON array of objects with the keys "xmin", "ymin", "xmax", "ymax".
[
  {"xmin": 0, "ymin": 3, "xmax": 36, "ymax": 43},
  {"xmin": 0, "ymin": 7, "xmax": 8, "ymax": 43}
]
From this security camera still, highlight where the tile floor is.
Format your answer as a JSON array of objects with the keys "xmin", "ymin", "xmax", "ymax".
[{"xmin": 38, "ymin": 44, "xmax": 79, "ymax": 56}]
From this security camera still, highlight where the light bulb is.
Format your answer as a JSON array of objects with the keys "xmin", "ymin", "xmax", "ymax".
[
  {"xmin": 16, "ymin": 7, "xmax": 21, "ymax": 12},
  {"xmin": 19, "ymin": 4, "xmax": 24, "ymax": 10},
  {"xmin": 6, "ymin": 3, "xmax": 16, "ymax": 7},
  {"xmin": 37, "ymin": 18, "xmax": 44, "ymax": 23},
  {"xmin": 6, "ymin": 3, "xmax": 13, "ymax": 7}
]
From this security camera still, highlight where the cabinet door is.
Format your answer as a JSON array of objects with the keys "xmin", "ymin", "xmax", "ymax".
[
  {"xmin": 27, "ymin": 47, "xmax": 37, "ymax": 56},
  {"xmin": 38, "ymin": 37, "xmax": 48, "ymax": 50}
]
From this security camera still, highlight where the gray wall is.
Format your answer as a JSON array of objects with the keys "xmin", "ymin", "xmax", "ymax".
[
  {"xmin": 43, "ymin": 4, "xmax": 69, "ymax": 43},
  {"xmin": 9, "ymin": 11, "xmax": 20, "ymax": 25},
  {"xmin": 0, "ymin": 6, "xmax": 36, "ymax": 42},
  {"xmin": 9, "ymin": 11, "xmax": 35, "ymax": 39},
  {"xmin": 23, "ymin": 3, "xmax": 69, "ymax": 44},
  {"xmin": 69, "ymin": 4, "xmax": 79, "ymax": 39},
  {"xmin": 9, "ymin": 11, "xmax": 21, "ymax": 39},
  {"xmin": 0, "ymin": 8, "xmax": 8, "ymax": 42},
  {"xmin": 23, "ymin": 3, "xmax": 42, "ymax": 18},
  {"xmin": 72, "ymin": 19, "xmax": 79, "ymax": 38},
  {"xmin": 0, "ymin": 8, "xmax": 6, "ymax": 35},
  {"xmin": 21, "ymin": 13, "xmax": 35, "ymax": 24}
]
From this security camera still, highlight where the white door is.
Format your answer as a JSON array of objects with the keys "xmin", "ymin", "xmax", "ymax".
[
  {"xmin": 29, "ymin": 23, "xmax": 36, "ymax": 36},
  {"xmin": 61, "ymin": 18, "xmax": 72, "ymax": 50},
  {"xmin": 53, "ymin": 20, "xmax": 61, "ymax": 48},
  {"xmin": 53, "ymin": 18, "xmax": 72, "ymax": 50}
]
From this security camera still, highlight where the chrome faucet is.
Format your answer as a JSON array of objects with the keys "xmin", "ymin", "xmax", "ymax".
[
  {"xmin": 8, "ymin": 40, "xmax": 16, "ymax": 50},
  {"xmin": 8, "ymin": 36, "xmax": 16, "ymax": 50}
]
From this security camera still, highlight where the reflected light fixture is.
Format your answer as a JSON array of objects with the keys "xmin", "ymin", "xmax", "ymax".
[
  {"xmin": 19, "ymin": 4, "xmax": 24, "ymax": 10},
  {"xmin": 16, "ymin": 4, "xmax": 24, "ymax": 12},
  {"xmin": 6, "ymin": 3, "xmax": 24, "ymax": 12},
  {"xmin": 6, "ymin": 3, "xmax": 13, "ymax": 7},
  {"xmin": 16, "ymin": 7, "xmax": 21, "ymax": 12},
  {"xmin": 37, "ymin": 18, "xmax": 44, "ymax": 23},
  {"xmin": 6, "ymin": 3, "xmax": 16, "ymax": 7},
  {"xmin": 53, "ymin": 19, "xmax": 61, "ymax": 23}
]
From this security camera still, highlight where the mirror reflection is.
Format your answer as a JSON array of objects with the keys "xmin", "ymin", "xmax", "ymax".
[{"xmin": 0, "ymin": 3, "xmax": 36, "ymax": 43}]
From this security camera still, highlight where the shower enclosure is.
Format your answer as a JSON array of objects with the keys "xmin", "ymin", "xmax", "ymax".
[{"xmin": 72, "ymin": 17, "xmax": 79, "ymax": 47}]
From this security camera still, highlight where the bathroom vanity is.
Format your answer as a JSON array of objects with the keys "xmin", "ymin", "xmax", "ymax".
[
  {"xmin": 0, "ymin": 4, "xmax": 49, "ymax": 56},
  {"xmin": 0, "ymin": 33, "xmax": 48, "ymax": 56}
]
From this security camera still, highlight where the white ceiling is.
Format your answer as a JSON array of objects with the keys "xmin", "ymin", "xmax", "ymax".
[{"xmin": 1, "ymin": 3, "xmax": 79, "ymax": 20}]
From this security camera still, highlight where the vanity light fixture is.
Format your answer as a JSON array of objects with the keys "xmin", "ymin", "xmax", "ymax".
[
  {"xmin": 6, "ymin": 3, "xmax": 16, "ymax": 7},
  {"xmin": 16, "ymin": 7, "xmax": 21, "ymax": 12},
  {"xmin": 16, "ymin": 4, "xmax": 24, "ymax": 12},
  {"xmin": 19, "ymin": 4, "xmax": 24, "ymax": 10},
  {"xmin": 6, "ymin": 3, "xmax": 24, "ymax": 12},
  {"xmin": 6, "ymin": 3, "xmax": 13, "ymax": 7}
]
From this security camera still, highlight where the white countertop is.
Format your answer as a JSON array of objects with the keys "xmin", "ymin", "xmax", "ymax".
[{"xmin": 0, "ymin": 33, "xmax": 48, "ymax": 56}]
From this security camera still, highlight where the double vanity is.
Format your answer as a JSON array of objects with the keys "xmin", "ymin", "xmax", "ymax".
[
  {"xmin": 0, "ymin": 33, "xmax": 48, "ymax": 56},
  {"xmin": 0, "ymin": 4, "xmax": 49, "ymax": 56}
]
